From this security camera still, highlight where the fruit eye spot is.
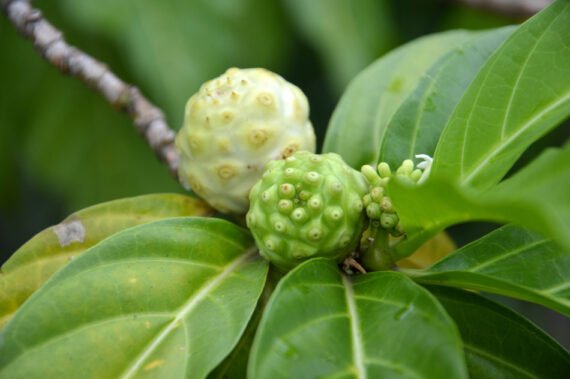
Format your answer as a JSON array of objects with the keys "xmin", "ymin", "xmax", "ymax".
[
  {"xmin": 265, "ymin": 239, "xmax": 276, "ymax": 251},
  {"xmin": 261, "ymin": 190, "xmax": 271, "ymax": 202},
  {"xmin": 340, "ymin": 234, "xmax": 351, "ymax": 247},
  {"xmin": 308, "ymin": 228, "xmax": 322, "ymax": 241},
  {"xmin": 257, "ymin": 92, "xmax": 274, "ymax": 105},
  {"xmin": 354, "ymin": 200, "xmax": 363, "ymax": 212},
  {"xmin": 309, "ymin": 155, "xmax": 323, "ymax": 164},
  {"xmin": 278, "ymin": 199, "xmax": 293, "ymax": 213},
  {"xmin": 308, "ymin": 196, "xmax": 321, "ymax": 210},
  {"xmin": 326, "ymin": 179, "xmax": 343, "ymax": 194},
  {"xmin": 326, "ymin": 206, "xmax": 343, "ymax": 221},
  {"xmin": 274, "ymin": 222, "xmax": 286, "ymax": 232},
  {"xmin": 279, "ymin": 183, "xmax": 295, "ymax": 198},
  {"xmin": 284, "ymin": 168, "xmax": 296, "ymax": 177},
  {"xmin": 221, "ymin": 111, "xmax": 234, "ymax": 123},
  {"xmin": 291, "ymin": 208, "xmax": 308, "ymax": 223},
  {"xmin": 304, "ymin": 171, "xmax": 321, "ymax": 184},
  {"xmin": 299, "ymin": 190, "xmax": 312, "ymax": 201},
  {"xmin": 217, "ymin": 165, "xmax": 237, "ymax": 180},
  {"xmin": 248, "ymin": 129, "xmax": 268, "ymax": 146}
]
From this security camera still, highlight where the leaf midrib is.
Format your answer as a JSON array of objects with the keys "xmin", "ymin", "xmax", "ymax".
[
  {"xmin": 439, "ymin": 239, "xmax": 549, "ymax": 273},
  {"xmin": 0, "ymin": 257, "xmax": 224, "ymax": 328},
  {"xmin": 462, "ymin": 90, "xmax": 570, "ymax": 185},
  {"xmin": 119, "ymin": 247, "xmax": 256, "ymax": 379},
  {"xmin": 342, "ymin": 276, "xmax": 366, "ymax": 379},
  {"xmin": 412, "ymin": 271, "xmax": 570, "ymax": 315},
  {"xmin": 460, "ymin": 5, "xmax": 570, "ymax": 185}
]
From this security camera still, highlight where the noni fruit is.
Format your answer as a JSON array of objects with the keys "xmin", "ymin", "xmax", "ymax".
[
  {"xmin": 175, "ymin": 68, "xmax": 316, "ymax": 214},
  {"xmin": 247, "ymin": 151, "xmax": 368, "ymax": 271}
]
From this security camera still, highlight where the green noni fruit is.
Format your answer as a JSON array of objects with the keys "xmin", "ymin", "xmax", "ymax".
[
  {"xmin": 175, "ymin": 68, "xmax": 316, "ymax": 214},
  {"xmin": 247, "ymin": 151, "xmax": 368, "ymax": 271}
]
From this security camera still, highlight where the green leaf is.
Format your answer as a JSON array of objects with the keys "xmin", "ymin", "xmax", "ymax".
[
  {"xmin": 249, "ymin": 259, "xmax": 467, "ymax": 379},
  {"xmin": 323, "ymin": 30, "xmax": 473, "ymax": 169},
  {"xmin": 405, "ymin": 225, "xmax": 570, "ymax": 316},
  {"xmin": 284, "ymin": 0, "xmax": 395, "ymax": 92},
  {"xmin": 207, "ymin": 294, "xmax": 264, "ymax": 379},
  {"xmin": 389, "ymin": 144, "xmax": 570, "ymax": 255},
  {"xmin": 433, "ymin": 0, "xmax": 570, "ymax": 189},
  {"xmin": 378, "ymin": 27, "xmax": 514, "ymax": 167},
  {"xmin": 0, "ymin": 194, "xmax": 213, "ymax": 330},
  {"xmin": 208, "ymin": 268, "xmax": 279, "ymax": 379},
  {"xmin": 428, "ymin": 286, "xmax": 570, "ymax": 378},
  {"xmin": 0, "ymin": 218, "xmax": 267, "ymax": 379}
]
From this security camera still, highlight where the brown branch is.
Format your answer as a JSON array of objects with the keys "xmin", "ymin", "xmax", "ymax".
[
  {"xmin": 1, "ymin": 0, "xmax": 180, "ymax": 179},
  {"xmin": 453, "ymin": 0, "xmax": 553, "ymax": 18}
]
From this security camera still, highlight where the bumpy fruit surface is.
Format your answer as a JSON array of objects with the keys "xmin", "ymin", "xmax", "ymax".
[
  {"xmin": 247, "ymin": 151, "xmax": 368, "ymax": 271},
  {"xmin": 175, "ymin": 68, "xmax": 316, "ymax": 214}
]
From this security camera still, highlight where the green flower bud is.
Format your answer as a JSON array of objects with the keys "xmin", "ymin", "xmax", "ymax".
[
  {"xmin": 410, "ymin": 169, "xmax": 423, "ymax": 182},
  {"xmin": 366, "ymin": 202, "xmax": 381, "ymax": 219},
  {"xmin": 396, "ymin": 159, "xmax": 414, "ymax": 176},
  {"xmin": 361, "ymin": 165, "xmax": 380, "ymax": 186},
  {"xmin": 380, "ymin": 213, "xmax": 399, "ymax": 229},
  {"xmin": 377, "ymin": 162, "xmax": 391, "ymax": 178},
  {"xmin": 247, "ymin": 151, "xmax": 367, "ymax": 271},
  {"xmin": 380, "ymin": 197, "xmax": 394, "ymax": 213},
  {"xmin": 175, "ymin": 67, "xmax": 316, "ymax": 214}
]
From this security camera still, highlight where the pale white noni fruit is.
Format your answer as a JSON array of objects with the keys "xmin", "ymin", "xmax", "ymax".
[{"xmin": 175, "ymin": 68, "xmax": 316, "ymax": 214}]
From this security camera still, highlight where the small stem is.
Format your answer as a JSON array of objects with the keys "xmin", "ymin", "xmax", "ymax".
[
  {"xmin": 362, "ymin": 224, "xmax": 394, "ymax": 271},
  {"xmin": 343, "ymin": 257, "xmax": 367, "ymax": 275}
]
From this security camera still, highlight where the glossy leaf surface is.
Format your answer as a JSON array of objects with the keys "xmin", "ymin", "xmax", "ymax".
[
  {"xmin": 208, "ymin": 269, "xmax": 279, "ymax": 379},
  {"xmin": 389, "ymin": 144, "xmax": 570, "ymax": 256},
  {"xmin": 407, "ymin": 225, "xmax": 570, "ymax": 316},
  {"xmin": 323, "ymin": 30, "xmax": 472, "ymax": 169},
  {"xmin": 0, "ymin": 218, "xmax": 268, "ymax": 379},
  {"xmin": 429, "ymin": 286, "xmax": 570, "ymax": 378},
  {"xmin": 0, "ymin": 194, "xmax": 213, "ymax": 330},
  {"xmin": 249, "ymin": 259, "xmax": 467, "ymax": 379},
  {"xmin": 433, "ymin": 0, "xmax": 570, "ymax": 189},
  {"xmin": 378, "ymin": 27, "xmax": 513, "ymax": 167}
]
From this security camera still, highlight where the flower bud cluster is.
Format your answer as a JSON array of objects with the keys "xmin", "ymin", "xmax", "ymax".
[{"xmin": 361, "ymin": 157, "xmax": 430, "ymax": 236}]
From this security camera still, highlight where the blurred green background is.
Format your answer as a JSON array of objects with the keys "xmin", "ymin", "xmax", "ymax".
[{"xmin": 1, "ymin": 0, "xmax": 567, "ymax": 345}]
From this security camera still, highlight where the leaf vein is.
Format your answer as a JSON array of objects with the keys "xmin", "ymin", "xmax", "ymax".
[
  {"xmin": 342, "ymin": 276, "xmax": 367, "ymax": 379},
  {"xmin": 468, "ymin": 239, "xmax": 549, "ymax": 272},
  {"xmin": 118, "ymin": 247, "xmax": 256, "ymax": 379}
]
